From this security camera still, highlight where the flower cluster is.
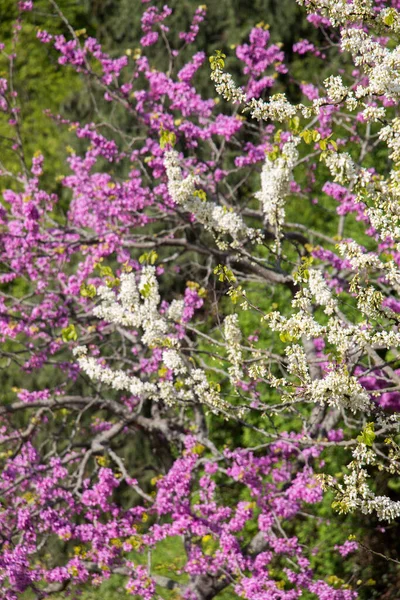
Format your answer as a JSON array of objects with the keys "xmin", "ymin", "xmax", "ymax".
[
  {"xmin": 255, "ymin": 137, "xmax": 299, "ymax": 250},
  {"xmin": 164, "ymin": 148, "xmax": 257, "ymax": 248}
]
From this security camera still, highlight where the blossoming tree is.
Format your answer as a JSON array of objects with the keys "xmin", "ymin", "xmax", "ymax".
[{"xmin": 0, "ymin": 0, "xmax": 400, "ymax": 598}]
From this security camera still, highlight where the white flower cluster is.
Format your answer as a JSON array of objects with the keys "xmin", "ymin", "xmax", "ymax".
[
  {"xmin": 94, "ymin": 267, "xmax": 168, "ymax": 347},
  {"xmin": 167, "ymin": 299, "xmax": 184, "ymax": 322},
  {"xmin": 164, "ymin": 149, "xmax": 198, "ymax": 204},
  {"xmin": 367, "ymin": 198, "xmax": 400, "ymax": 245},
  {"xmin": 74, "ymin": 344, "xmax": 234, "ymax": 416},
  {"xmin": 73, "ymin": 348, "xmax": 157, "ymax": 399},
  {"xmin": 324, "ymin": 75, "xmax": 349, "ymax": 105},
  {"xmin": 339, "ymin": 241, "xmax": 380, "ymax": 272},
  {"xmin": 255, "ymin": 138, "xmax": 299, "ymax": 250},
  {"xmin": 324, "ymin": 318, "xmax": 359, "ymax": 356},
  {"xmin": 307, "ymin": 269, "xmax": 337, "ymax": 315},
  {"xmin": 308, "ymin": 370, "xmax": 371, "ymax": 412},
  {"xmin": 379, "ymin": 120, "xmax": 400, "ymax": 163},
  {"xmin": 162, "ymin": 349, "xmax": 186, "ymax": 374},
  {"xmin": 296, "ymin": 0, "xmax": 373, "ymax": 28},
  {"xmin": 210, "ymin": 68, "xmax": 246, "ymax": 104},
  {"xmin": 324, "ymin": 152, "xmax": 357, "ymax": 185},
  {"xmin": 266, "ymin": 305, "xmax": 372, "ymax": 412},
  {"xmin": 355, "ymin": 286, "xmax": 384, "ymax": 321},
  {"xmin": 361, "ymin": 105, "xmax": 386, "ymax": 123},
  {"xmin": 224, "ymin": 314, "xmax": 243, "ymax": 383},
  {"xmin": 247, "ymin": 94, "xmax": 299, "ymax": 122},
  {"xmin": 285, "ymin": 344, "xmax": 310, "ymax": 382},
  {"xmin": 188, "ymin": 368, "xmax": 236, "ymax": 415},
  {"xmin": 297, "ymin": 1, "xmax": 400, "ymax": 103},
  {"xmin": 360, "ymin": 495, "xmax": 400, "ymax": 521},
  {"xmin": 340, "ymin": 241, "xmax": 400, "ymax": 294},
  {"xmin": 210, "ymin": 59, "xmax": 301, "ymax": 122},
  {"xmin": 266, "ymin": 309, "xmax": 324, "ymax": 340},
  {"xmin": 331, "ymin": 440, "xmax": 400, "ymax": 521},
  {"xmin": 164, "ymin": 149, "xmax": 254, "ymax": 247},
  {"xmin": 341, "ymin": 28, "xmax": 400, "ymax": 101},
  {"xmin": 365, "ymin": 183, "xmax": 400, "ymax": 250},
  {"xmin": 74, "ymin": 268, "xmax": 240, "ymax": 416}
]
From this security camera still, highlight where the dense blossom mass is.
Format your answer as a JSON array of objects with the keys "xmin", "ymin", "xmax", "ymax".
[{"xmin": 0, "ymin": 0, "xmax": 400, "ymax": 598}]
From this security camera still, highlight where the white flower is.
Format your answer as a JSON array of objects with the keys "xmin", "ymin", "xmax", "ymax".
[
  {"xmin": 324, "ymin": 75, "xmax": 348, "ymax": 103},
  {"xmin": 255, "ymin": 138, "xmax": 299, "ymax": 251},
  {"xmin": 163, "ymin": 349, "xmax": 186, "ymax": 374},
  {"xmin": 224, "ymin": 314, "xmax": 243, "ymax": 383},
  {"xmin": 325, "ymin": 152, "xmax": 357, "ymax": 185},
  {"xmin": 72, "ymin": 345, "xmax": 87, "ymax": 357},
  {"xmin": 167, "ymin": 299, "xmax": 184, "ymax": 322},
  {"xmin": 76, "ymin": 355, "xmax": 157, "ymax": 399},
  {"xmin": 308, "ymin": 269, "xmax": 337, "ymax": 315},
  {"xmin": 164, "ymin": 149, "xmax": 252, "ymax": 244},
  {"xmin": 308, "ymin": 370, "xmax": 370, "ymax": 412}
]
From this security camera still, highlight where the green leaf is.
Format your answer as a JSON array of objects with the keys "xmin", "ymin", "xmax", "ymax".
[
  {"xmin": 193, "ymin": 189, "xmax": 207, "ymax": 202},
  {"xmin": 97, "ymin": 265, "xmax": 113, "ymax": 278},
  {"xmin": 279, "ymin": 332, "xmax": 295, "ymax": 343},
  {"xmin": 140, "ymin": 282, "xmax": 152, "ymax": 298},
  {"xmin": 209, "ymin": 50, "xmax": 226, "ymax": 71},
  {"xmin": 214, "ymin": 264, "xmax": 236, "ymax": 283},
  {"xmin": 139, "ymin": 251, "xmax": 158, "ymax": 265},
  {"xmin": 289, "ymin": 116, "xmax": 300, "ymax": 132},
  {"xmin": 311, "ymin": 130, "xmax": 321, "ymax": 142},
  {"xmin": 80, "ymin": 283, "xmax": 96, "ymax": 298},
  {"xmin": 383, "ymin": 9, "xmax": 396, "ymax": 26},
  {"xmin": 61, "ymin": 324, "xmax": 78, "ymax": 343},
  {"xmin": 357, "ymin": 422, "xmax": 375, "ymax": 446},
  {"xmin": 159, "ymin": 128, "xmax": 176, "ymax": 149},
  {"xmin": 300, "ymin": 130, "xmax": 312, "ymax": 144}
]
